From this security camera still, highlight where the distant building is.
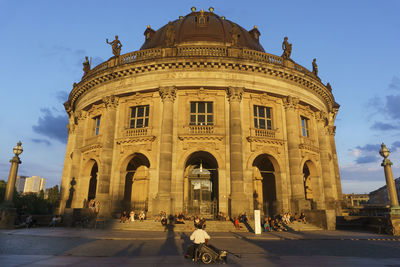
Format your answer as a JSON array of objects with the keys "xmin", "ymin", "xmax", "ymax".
[
  {"xmin": 369, "ymin": 177, "xmax": 400, "ymax": 205},
  {"xmin": 15, "ymin": 175, "xmax": 28, "ymax": 193},
  {"xmin": 23, "ymin": 176, "xmax": 46, "ymax": 194},
  {"xmin": 343, "ymin": 193, "xmax": 369, "ymax": 207}
]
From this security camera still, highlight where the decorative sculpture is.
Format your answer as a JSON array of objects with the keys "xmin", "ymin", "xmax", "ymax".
[
  {"xmin": 281, "ymin": 37, "xmax": 292, "ymax": 59},
  {"xmin": 82, "ymin": 56, "xmax": 90, "ymax": 76},
  {"xmin": 106, "ymin": 35, "xmax": 123, "ymax": 57},
  {"xmin": 231, "ymin": 25, "xmax": 241, "ymax": 46},
  {"xmin": 326, "ymin": 82, "xmax": 332, "ymax": 91},
  {"xmin": 165, "ymin": 22, "xmax": 175, "ymax": 47},
  {"xmin": 312, "ymin": 58, "xmax": 318, "ymax": 76}
]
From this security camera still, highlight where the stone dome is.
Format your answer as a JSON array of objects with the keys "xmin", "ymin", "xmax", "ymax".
[{"xmin": 140, "ymin": 9, "xmax": 265, "ymax": 52}]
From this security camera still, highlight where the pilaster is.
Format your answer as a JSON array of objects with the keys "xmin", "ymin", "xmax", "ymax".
[
  {"xmin": 153, "ymin": 86, "xmax": 176, "ymax": 215},
  {"xmin": 283, "ymin": 96, "xmax": 307, "ymax": 212},
  {"xmin": 227, "ymin": 87, "xmax": 249, "ymax": 216},
  {"xmin": 316, "ymin": 111, "xmax": 335, "ymax": 210},
  {"xmin": 97, "ymin": 95, "xmax": 118, "ymax": 217}
]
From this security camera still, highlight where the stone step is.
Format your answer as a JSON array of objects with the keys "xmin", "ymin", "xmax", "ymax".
[
  {"xmin": 286, "ymin": 221, "xmax": 323, "ymax": 231},
  {"xmin": 108, "ymin": 219, "xmax": 249, "ymax": 232}
]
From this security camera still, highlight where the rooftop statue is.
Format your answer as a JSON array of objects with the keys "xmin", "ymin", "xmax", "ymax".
[
  {"xmin": 326, "ymin": 82, "xmax": 332, "ymax": 91},
  {"xmin": 82, "ymin": 56, "xmax": 90, "ymax": 76},
  {"xmin": 281, "ymin": 37, "xmax": 292, "ymax": 59},
  {"xmin": 312, "ymin": 58, "xmax": 318, "ymax": 76},
  {"xmin": 165, "ymin": 22, "xmax": 175, "ymax": 47},
  {"xmin": 106, "ymin": 35, "xmax": 123, "ymax": 57}
]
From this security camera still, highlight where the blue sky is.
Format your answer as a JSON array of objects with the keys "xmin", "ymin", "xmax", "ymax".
[{"xmin": 1, "ymin": 0, "xmax": 399, "ymax": 193}]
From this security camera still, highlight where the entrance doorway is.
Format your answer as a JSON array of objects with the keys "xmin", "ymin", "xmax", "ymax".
[
  {"xmin": 253, "ymin": 154, "xmax": 276, "ymax": 217},
  {"xmin": 88, "ymin": 162, "xmax": 98, "ymax": 201},
  {"xmin": 184, "ymin": 151, "xmax": 218, "ymax": 218},
  {"xmin": 123, "ymin": 154, "xmax": 150, "ymax": 212}
]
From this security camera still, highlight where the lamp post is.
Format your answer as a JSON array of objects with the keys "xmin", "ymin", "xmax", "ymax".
[
  {"xmin": 0, "ymin": 141, "xmax": 23, "ymax": 228},
  {"xmin": 379, "ymin": 143, "xmax": 399, "ymax": 207}
]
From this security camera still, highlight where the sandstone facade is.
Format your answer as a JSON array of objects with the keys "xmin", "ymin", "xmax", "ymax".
[{"xmin": 59, "ymin": 9, "xmax": 342, "ymax": 226}]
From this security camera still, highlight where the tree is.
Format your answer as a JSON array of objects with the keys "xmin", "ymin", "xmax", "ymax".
[
  {"xmin": 0, "ymin": 180, "xmax": 6, "ymax": 203},
  {"xmin": 47, "ymin": 185, "xmax": 60, "ymax": 204}
]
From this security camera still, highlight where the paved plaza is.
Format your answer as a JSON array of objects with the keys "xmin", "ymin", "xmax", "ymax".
[{"xmin": 1, "ymin": 228, "xmax": 400, "ymax": 266}]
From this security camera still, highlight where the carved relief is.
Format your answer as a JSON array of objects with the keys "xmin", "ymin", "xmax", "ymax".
[
  {"xmin": 231, "ymin": 25, "xmax": 241, "ymax": 46},
  {"xmin": 226, "ymin": 87, "xmax": 243, "ymax": 102},
  {"xmin": 159, "ymin": 86, "xmax": 177, "ymax": 102},
  {"xmin": 315, "ymin": 111, "xmax": 328, "ymax": 125},
  {"xmin": 327, "ymin": 125, "xmax": 336, "ymax": 136},
  {"xmin": 75, "ymin": 110, "xmax": 87, "ymax": 122},
  {"xmin": 282, "ymin": 95, "xmax": 299, "ymax": 110},
  {"xmin": 103, "ymin": 95, "xmax": 119, "ymax": 109},
  {"xmin": 165, "ymin": 22, "xmax": 175, "ymax": 47}
]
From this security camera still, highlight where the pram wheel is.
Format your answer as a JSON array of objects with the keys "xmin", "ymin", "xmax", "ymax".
[{"xmin": 201, "ymin": 252, "xmax": 213, "ymax": 264}]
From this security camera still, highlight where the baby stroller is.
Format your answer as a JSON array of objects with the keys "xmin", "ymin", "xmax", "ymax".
[{"xmin": 185, "ymin": 243, "xmax": 227, "ymax": 264}]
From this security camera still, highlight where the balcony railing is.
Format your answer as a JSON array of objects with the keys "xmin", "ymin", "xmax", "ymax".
[
  {"xmin": 125, "ymin": 127, "xmax": 149, "ymax": 137},
  {"xmin": 299, "ymin": 136, "xmax": 319, "ymax": 152},
  {"xmin": 188, "ymin": 125, "xmax": 214, "ymax": 134},
  {"xmin": 254, "ymin": 128, "xmax": 276, "ymax": 138}
]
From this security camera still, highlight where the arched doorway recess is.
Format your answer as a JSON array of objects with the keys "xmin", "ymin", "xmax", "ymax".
[
  {"xmin": 253, "ymin": 154, "xmax": 276, "ymax": 217},
  {"xmin": 88, "ymin": 162, "xmax": 98, "ymax": 201},
  {"xmin": 184, "ymin": 151, "xmax": 218, "ymax": 218},
  {"xmin": 303, "ymin": 160, "xmax": 319, "ymax": 209},
  {"xmin": 123, "ymin": 153, "xmax": 150, "ymax": 212}
]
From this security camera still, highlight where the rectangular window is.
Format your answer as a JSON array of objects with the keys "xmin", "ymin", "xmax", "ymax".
[
  {"xmin": 190, "ymin": 102, "xmax": 213, "ymax": 125},
  {"xmin": 301, "ymin": 116, "xmax": 310, "ymax": 137},
  {"xmin": 93, "ymin": 116, "xmax": 101, "ymax": 136},
  {"xmin": 253, "ymin": 105, "xmax": 272, "ymax": 130},
  {"xmin": 130, "ymin": 105, "xmax": 149, "ymax": 128}
]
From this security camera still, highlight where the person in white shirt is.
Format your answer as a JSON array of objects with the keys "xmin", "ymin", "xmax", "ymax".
[{"xmin": 190, "ymin": 225, "xmax": 210, "ymax": 261}]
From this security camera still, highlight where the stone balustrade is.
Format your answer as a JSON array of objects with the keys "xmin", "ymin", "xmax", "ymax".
[
  {"xmin": 253, "ymin": 128, "xmax": 276, "ymax": 138},
  {"xmin": 84, "ymin": 45, "xmax": 315, "ymax": 81},
  {"xmin": 299, "ymin": 136, "xmax": 319, "ymax": 152},
  {"xmin": 125, "ymin": 127, "xmax": 150, "ymax": 137},
  {"xmin": 188, "ymin": 125, "xmax": 214, "ymax": 134}
]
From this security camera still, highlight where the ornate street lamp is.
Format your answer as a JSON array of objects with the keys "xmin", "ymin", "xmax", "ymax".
[
  {"xmin": 0, "ymin": 141, "xmax": 23, "ymax": 228},
  {"xmin": 379, "ymin": 143, "xmax": 399, "ymax": 208}
]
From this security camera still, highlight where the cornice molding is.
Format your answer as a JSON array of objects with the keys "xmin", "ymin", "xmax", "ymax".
[{"xmin": 67, "ymin": 58, "xmax": 335, "ymax": 112}]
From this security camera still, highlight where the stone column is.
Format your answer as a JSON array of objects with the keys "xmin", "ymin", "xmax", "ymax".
[
  {"xmin": 154, "ymin": 86, "xmax": 176, "ymax": 215},
  {"xmin": 68, "ymin": 111, "xmax": 86, "ymax": 209},
  {"xmin": 4, "ymin": 156, "xmax": 21, "ymax": 203},
  {"xmin": 227, "ymin": 87, "xmax": 249, "ymax": 216},
  {"xmin": 97, "ymin": 95, "xmax": 118, "ymax": 217},
  {"xmin": 183, "ymin": 175, "xmax": 189, "ymax": 213},
  {"xmin": 328, "ymin": 108, "xmax": 343, "ymax": 204},
  {"xmin": 380, "ymin": 143, "xmax": 400, "ymax": 207},
  {"xmin": 327, "ymin": 125, "xmax": 343, "ymax": 207},
  {"xmin": 0, "ymin": 151, "xmax": 21, "ymax": 228},
  {"xmin": 315, "ymin": 112, "xmax": 335, "ymax": 210},
  {"xmin": 283, "ymin": 96, "xmax": 308, "ymax": 212}
]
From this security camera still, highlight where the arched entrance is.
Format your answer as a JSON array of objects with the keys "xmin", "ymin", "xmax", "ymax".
[
  {"xmin": 123, "ymin": 153, "xmax": 150, "ymax": 212},
  {"xmin": 88, "ymin": 162, "xmax": 98, "ymax": 201},
  {"xmin": 253, "ymin": 154, "xmax": 276, "ymax": 217},
  {"xmin": 184, "ymin": 151, "xmax": 218, "ymax": 218},
  {"xmin": 303, "ymin": 160, "xmax": 319, "ymax": 209}
]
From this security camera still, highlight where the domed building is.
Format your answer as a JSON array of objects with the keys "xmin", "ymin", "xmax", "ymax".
[{"xmin": 60, "ymin": 8, "xmax": 342, "ymax": 228}]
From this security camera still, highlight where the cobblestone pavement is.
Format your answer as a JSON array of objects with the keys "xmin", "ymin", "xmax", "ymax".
[{"xmin": 1, "ymin": 228, "xmax": 400, "ymax": 266}]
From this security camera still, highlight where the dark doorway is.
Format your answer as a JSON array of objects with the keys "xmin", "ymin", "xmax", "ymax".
[
  {"xmin": 88, "ymin": 162, "xmax": 98, "ymax": 200},
  {"xmin": 184, "ymin": 151, "xmax": 218, "ymax": 218},
  {"xmin": 253, "ymin": 154, "xmax": 276, "ymax": 217}
]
